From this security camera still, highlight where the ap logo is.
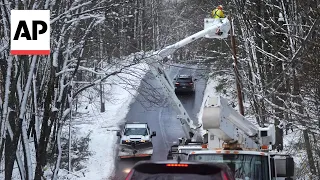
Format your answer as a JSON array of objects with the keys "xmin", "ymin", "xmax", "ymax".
[{"xmin": 11, "ymin": 10, "xmax": 50, "ymax": 55}]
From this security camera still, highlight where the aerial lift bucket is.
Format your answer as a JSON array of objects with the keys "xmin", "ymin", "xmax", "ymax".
[
  {"xmin": 203, "ymin": 18, "xmax": 231, "ymax": 39},
  {"xmin": 118, "ymin": 142, "xmax": 153, "ymax": 159}
]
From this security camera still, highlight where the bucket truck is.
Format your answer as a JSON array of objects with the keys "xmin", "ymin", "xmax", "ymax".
[
  {"xmin": 179, "ymin": 96, "xmax": 295, "ymax": 180},
  {"xmin": 119, "ymin": 17, "xmax": 295, "ymax": 179},
  {"xmin": 156, "ymin": 18, "xmax": 294, "ymax": 179}
]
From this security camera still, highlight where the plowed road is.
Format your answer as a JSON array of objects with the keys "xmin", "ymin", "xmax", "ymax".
[{"xmin": 113, "ymin": 64, "xmax": 208, "ymax": 179}]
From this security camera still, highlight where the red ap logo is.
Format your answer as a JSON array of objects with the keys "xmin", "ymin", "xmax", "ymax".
[{"xmin": 10, "ymin": 10, "xmax": 50, "ymax": 55}]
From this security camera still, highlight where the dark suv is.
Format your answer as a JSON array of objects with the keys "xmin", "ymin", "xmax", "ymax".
[
  {"xmin": 125, "ymin": 160, "xmax": 235, "ymax": 180},
  {"xmin": 174, "ymin": 75, "xmax": 196, "ymax": 94}
]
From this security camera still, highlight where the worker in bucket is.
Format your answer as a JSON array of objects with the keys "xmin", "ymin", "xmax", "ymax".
[
  {"xmin": 211, "ymin": 5, "xmax": 225, "ymax": 35},
  {"xmin": 211, "ymin": 5, "xmax": 225, "ymax": 19}
]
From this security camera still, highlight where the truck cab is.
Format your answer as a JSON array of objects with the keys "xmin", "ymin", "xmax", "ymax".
[{"xmin": 186, "ymin": 150, "xmax": 295, "ymax": 180}]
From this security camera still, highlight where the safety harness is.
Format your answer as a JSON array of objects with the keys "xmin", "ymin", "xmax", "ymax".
[{"xmin": 212, "ymin": 9, "xmax": 223, "ymax": 18}]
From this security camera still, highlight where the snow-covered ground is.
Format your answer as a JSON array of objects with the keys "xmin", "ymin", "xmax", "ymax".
[{"xmin": 56, "ymin": 63, "xmax": 148, "ymax": 180}]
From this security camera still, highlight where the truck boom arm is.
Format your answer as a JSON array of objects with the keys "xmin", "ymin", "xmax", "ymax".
[{"xmin": 144, "ymin": 18, "xmax": 231, "ymax": 142}]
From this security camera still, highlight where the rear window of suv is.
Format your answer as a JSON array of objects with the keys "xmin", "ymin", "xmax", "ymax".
[
  {"xmin": 129, "ymin": 163, "xmax": 228, "ymax": 180},
  {"xmin": 177, "ymin": 78, "xmax": 192, "ymax": 83}
]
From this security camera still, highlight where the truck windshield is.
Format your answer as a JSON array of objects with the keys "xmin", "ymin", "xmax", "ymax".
[
  {"xmin": 188, "ymin": 154, "xmax": 269, "ymax": 180},
  {"xmin": 124, "ymin": 128, "xmax": 148, "ymax": 136}
]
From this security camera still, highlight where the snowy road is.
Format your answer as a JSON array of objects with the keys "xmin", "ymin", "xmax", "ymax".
[{"xmin": 112, "ymin": 64, "xmax": 208, "ymax": 179}]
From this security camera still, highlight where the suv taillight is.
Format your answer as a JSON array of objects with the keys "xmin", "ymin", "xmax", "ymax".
[
  {"xmin": 166, "ymin": 164, "xmax": 188, "ymax": 167},
  {"xmin": 175, "ymin": 83, "xmax": 180, "ymax": 85},
  {"xmin": 125, "ymin": 169, "xmax": 134, "ymax": 180},
  {"xmin": 222, "ymin": 172, "xmax": 229, "ymax": 180},
  {"xmin": 189, "ymin": 83, "xmax": 193, "ymax": 85}
]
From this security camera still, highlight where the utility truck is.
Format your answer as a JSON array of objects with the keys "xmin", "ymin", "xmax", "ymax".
[
  {"xmin": 135, "ymin": 17, "xmax": 295, "ymax": 179},
  {"xmin": 168, "ymin": 96, "xmax": 295, "ymax": 180}
]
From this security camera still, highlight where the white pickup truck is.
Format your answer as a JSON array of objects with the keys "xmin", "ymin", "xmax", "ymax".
[{"xmin": 116, "ymin": 122, "xmax": 156, "ymax": 159}]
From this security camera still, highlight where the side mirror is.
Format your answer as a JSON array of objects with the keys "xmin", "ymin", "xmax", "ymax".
[
  {"xmin": 116, "ymin": 131, "xmax": 121, "ymax": 136},
  {"xmin": 272, "ymin": 156, "xmax": 295, "ymax": 178},
  {"xmin": 194, "ymin": 78, "xmax": 198, "ymax": 81},
  {"xmin": 286, "ymin": 157, "xmax": 295, "ymax": 177},
  {"xmin": 151, "ymin": 131, "xmax": 156, "ymax": 137},
  {"xmin": 173, "ymin": 78, "xmax": 176, "ymax": 80}
]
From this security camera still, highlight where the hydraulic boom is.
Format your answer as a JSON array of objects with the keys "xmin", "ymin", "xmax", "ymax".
[{"xmin": 145, "ymin": 18, "xmax": 231, "ymax": 142}]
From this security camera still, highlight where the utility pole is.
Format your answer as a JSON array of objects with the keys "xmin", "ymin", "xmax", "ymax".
[
  {"xmin": 99, "ymin": 61, "xmax": 105, "ymax": 112},
  {"xmin": 99, "ymin": 26, "xmax": 105, "ymax": 113},
  {"xmin": 100, "ymin": 80, "xmax": 105, "ymax": 112},
  {"xmin": 229, "ymin": 15, "xmax": 245, "ymax": 116}
]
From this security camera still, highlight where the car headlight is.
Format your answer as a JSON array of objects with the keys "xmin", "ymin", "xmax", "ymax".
[
  {"xmin": 122, "ymin": 140, "xmax": 130, "ymax": 144},
  {"xmin": 140, "ymin": 140, "xmax": 150, "ymax": 142}
]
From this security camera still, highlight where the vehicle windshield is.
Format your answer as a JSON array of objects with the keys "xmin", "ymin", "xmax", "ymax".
[
  {"xmin": 177, "ymin": 78, "xmax": 192, "ymax": 83},
  {"xmin": 188, "ymin": 154, "xmax": 269, "ymax": 180},
  {"xmin": 124, "ymin": 128, "xmax": 148, "ymax": 136}
]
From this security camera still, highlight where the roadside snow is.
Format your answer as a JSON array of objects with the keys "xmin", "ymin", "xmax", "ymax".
[{"xmin": 58, "ymin": 63, "xmax": 148, "ymax": 180}]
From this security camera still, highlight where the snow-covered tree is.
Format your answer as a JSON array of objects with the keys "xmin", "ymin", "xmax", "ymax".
[{"xmin": 0, "ymin": 0, "xmax": 164, "ymax": 179}]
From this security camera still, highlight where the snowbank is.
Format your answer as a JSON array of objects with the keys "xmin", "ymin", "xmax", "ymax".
[{"xmin": 57, "ymin": 63, "xmax": 148, "ymax": 180}]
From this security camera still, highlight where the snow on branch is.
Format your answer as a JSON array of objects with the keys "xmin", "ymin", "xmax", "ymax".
[
  {"xmin": 255, "ymin": 45, "xmax": 288, "ymax": 62},
  {"xmin": 263, "ymin": 97, "xmax": 315, "ymax": 121},
  {"xmin": 73, "ymin": 62, "xmax": 138, "ymax": 98},
  {"xmin": 50, "ymin": 1, "xmax": 93, "ymax": 24}
]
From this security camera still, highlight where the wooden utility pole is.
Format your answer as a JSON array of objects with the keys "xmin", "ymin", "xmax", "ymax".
[
  {"xmin": 100, "ymin": 61, "xmax": 105, "ymax": 113},
  {"xmin": 99, "ymin": 26, "xmax": 105, "ymax": 113},
  {"xmin": 68, "ymin": 81, "xmax": 74, "ymax": 173},
  {"xmin": 229, "ymin": 16, "xmax": 245, "ymax": 116}
]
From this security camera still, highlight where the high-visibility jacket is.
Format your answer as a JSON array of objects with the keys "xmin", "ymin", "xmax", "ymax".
[{"xmin": 212, "ymin": 9, "xmax": 225, "ymax": 19}]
